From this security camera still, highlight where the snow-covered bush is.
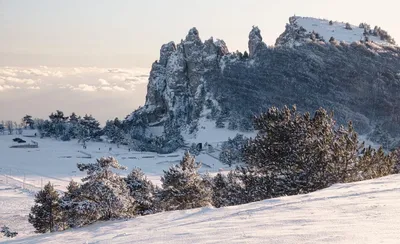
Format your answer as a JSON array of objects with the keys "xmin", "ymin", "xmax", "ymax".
[{"xmin": 1, "ymin": 226, "xmax": 18, "ymax": 238}]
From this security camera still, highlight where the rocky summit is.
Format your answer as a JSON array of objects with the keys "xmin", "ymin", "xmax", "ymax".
[{"xmin": 126, "ymin": 16, "xmax": 400, "ymax": 150}]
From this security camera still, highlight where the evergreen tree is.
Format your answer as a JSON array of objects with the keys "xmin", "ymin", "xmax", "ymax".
[
  {"xmin": 29, "ymin": 182, "xmax": 64, "ymax": 233},
  {"xmin": 354, "ymin": 147, "xmax": 396, "ymax": 180},
  {"xmin": 211, "ymin": 171, "xmax": 245, "ymax": 207},
  {"xmin": 125, "ymin": 168, "xmax": 157, "ymax": 215},
  {"xmin": 160, "ymin": 152, "xmax": 212, "ymax": 211},
  {"xmin": 69, "ymin": 112, "xmax": 80, "ymax": 124},
  {"xmin": 59, "ymin": 180, "xmax": 82, "ymax": 228},
  {"xmin": 48, "ymin": 110, "xmax": 69, "ymax": 138},
  {"xmin": 103, "ymin": 118, "xmax": 125, "ymax": 145},
  {"xmin": 64, "ymin": 157, "xmax": 135, "ymax": 226},
  {"xmin": 211, "ymin": 173, "xmax": 230, "ymax": 208},
  {"xmin": 22, "ymin": 115, "xmax": 34, "ymax": 129},
  {"xmin": 243, "ymin": 105, "xmax": 396, "ymax": 198},
  {"xmin": 243, "ymin": 51, "xmax": 249, "ymax": 59},
  {"xmin": 78, "ymin": 114, "xmax": 102, "ymax": 141},
  {"xmin": 244, "ymin": 106, "xmax": 358, "ymax": 195},
  {"xmin": 219, "ymin": 134, "xmax": 248, "ymax": 166}
]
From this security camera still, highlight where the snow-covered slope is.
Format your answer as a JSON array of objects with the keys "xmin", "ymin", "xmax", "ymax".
[
  {"xmin": 0, "ymin": 185, "xmax": 35, "ymax": 239},
  {"xmin": 0, "ymin": 133, "xmax": 233, "ymax": 192},
  {"xmin": 276, "ymin": 16, "xmax": 396, "ymax": 47},
  {"xmin": 7, "ymin": 174, "xmax": 400, "ymax": 243}
]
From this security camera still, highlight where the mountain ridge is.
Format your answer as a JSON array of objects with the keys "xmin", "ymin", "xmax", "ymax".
[{"xmin": 125, "ymin": 16, "xmax": 400, "ymax": 152}]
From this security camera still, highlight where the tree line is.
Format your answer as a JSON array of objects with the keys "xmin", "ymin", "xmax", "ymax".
[{"xmin": 27, "ymin": 105, "xmax": 398, "ymax": 234}]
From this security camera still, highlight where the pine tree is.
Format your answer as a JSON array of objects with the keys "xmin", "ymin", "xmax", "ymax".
[
  {"xmin": 243, "ymin": 51, "xmax": 249, "ymax": 59},
  {"xmin": 125, "ymin": 168, "xmax": 157, "ymax": 215},
  {"xmin": 66, "ymin": 157, "xmax": 136, "ymax": 226},
  {"xmin": 160, "ymin": 152, "xmax": 212, "ymax": 211},
  {"xmin": 243, "ymin": 106, "xmax": 360, "ymax": 196},
  {"xmin": 59, "ymin": 180, "xmax": 82, "ymax": 228},
  {"xmin": 219, "ymin": 134, "xmax": 248, "ymax": 166},
  {"xmin": 78, "ymin": 114, "xmax": 102, "ymax": 141},
  {"xmin": 29, "ymin": 182, "xmax": 64, "ymax": 233},
  {"xmin": 211, "ymin": 173, "xmax": 229, "ymax": 208},
  {"xmin": 69, "ymin": 112, "xmax": 79, "ymax": 123},
  {"xmin": 211, "ymin": 171, "xmax": 246, "ymax": 207},
  {"xmin": 354, "ymin": 147, "xmax": 396, "ymax": 181},
  {"xmin": 48, "ymin": 110, "xmax": 69, "ymax": 138},
  {"xmin": 22, "ymin": 115, "xmax": 34, "ymax": 129}
]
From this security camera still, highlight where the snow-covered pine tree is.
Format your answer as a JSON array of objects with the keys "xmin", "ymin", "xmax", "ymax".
[
  {"xmin": 103, "ymin": 118, "xmax": 125, "ymax": 145},
  {"xmin": 69, "ymin": 112, "xmax": 80, "ymax": 124},
  {"xmin": 211, "ymin": 173, "xmax": 230, "ymax": 208},
  {"xmin": 243, "ymin": 106, "xmax": 361, "ymax": 196},
  {"xmin": 211, "ymin": 171, "xmax": 246, "ymax": 207},
  {"xmin": 1, "ymin": 226, "xmax": 18, "ymax": 238},
  {"xmin": 71, "ymin": 157, "xmax": 135, "ymax": 226},
  {"xmin": 49, "ymin": 110, "xmax": 69, "ymax": 138},
  {"xmin": 28, "ymin": 182, "xmax": 65, "ymax": 233},
  {"xmin": 78, "ymin": 114, "xmax": 102, "ymax": 141},
  {"xmin": 219, "ymin": 134, "xmax": 248, "ymax": 166},
  {"xmin": 233, "ymin": 166, "xmax": 273, "ymax": 203},
  {"xmin": 59, "ymin": 180, "xmax": 83, "ymax": 228},
  {"xmin": 160, "ymin": 152, "xmax": 212, "ymax": 211},
  {"xmin": 353, "ymin": 146, "xmax": 396, "ymax": 181},
  {"xmin": 125, "ymin": 168, "xmax": 157, "ymax": 215},
  {"xmin": 22, "ymin": 115, "xmax": 34, "ymax": 129}
]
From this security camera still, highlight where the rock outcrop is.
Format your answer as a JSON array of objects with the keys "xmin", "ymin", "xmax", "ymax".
[{"xmin": 127, "ymin": 16, "xmax": 400, "ymax": 149}]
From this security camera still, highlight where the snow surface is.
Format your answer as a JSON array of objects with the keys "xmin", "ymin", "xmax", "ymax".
[
  {"xmin": 0, "ymin": 185, "xmax": 35, "ymax": 239},
  {"xmin": 183, "ymin": 117, "xmax": 256, "ymax": 146},
  {"xmin": 5, "ymin": 173, "xmax": 400, "ymax": 243},
  {"xmin": 0, "ymin": 132, "xmax": 234, "ymax": 192},
  {"xmin": 294, "ymin": 17, "xmax": 393, "ymax": 46}
]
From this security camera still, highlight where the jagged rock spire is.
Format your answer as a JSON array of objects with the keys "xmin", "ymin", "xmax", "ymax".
[
  {"xmin": 248, "ymin": 26, "xmax": 263, "ymax": 57},
  {"xmin": 186, "ymin": 27, "xmax": 202, "ymax": 44},
  {"xmin": 159, "ymin": 41, "xmax": 176, "ymax": 66}
]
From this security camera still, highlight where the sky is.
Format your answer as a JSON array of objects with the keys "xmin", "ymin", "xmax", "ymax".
[{"xmin": 0, "ymin": 0, "xmax": 399, "ymax": 123}]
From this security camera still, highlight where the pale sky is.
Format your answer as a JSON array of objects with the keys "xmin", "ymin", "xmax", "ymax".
[
  {"xmin": 0, "ymin": 0, "xmax": 399, "ymax": 123},
  {"xmin": 1, "ymin": 0, "xmax": 399, "ymax": 68}
]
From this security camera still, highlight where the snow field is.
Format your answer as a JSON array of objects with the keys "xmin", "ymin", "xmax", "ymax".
[{"xmin": 6, "ymin": 174, "xmax": 400, "ymax": 243}]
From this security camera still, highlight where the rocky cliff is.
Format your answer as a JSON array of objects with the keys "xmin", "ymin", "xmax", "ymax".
[{"xmin": 126, "ymin": 16, "xmax": 400, "ymax": 150}]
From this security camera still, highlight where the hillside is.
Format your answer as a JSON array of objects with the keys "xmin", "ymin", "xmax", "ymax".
[
  {"xmin": 7, "ymin": 174, "xmax": 400, "ymax": 243},
  {"xmin": 126, "ymin": 16, "xmax": 400, "ymax": 152}
]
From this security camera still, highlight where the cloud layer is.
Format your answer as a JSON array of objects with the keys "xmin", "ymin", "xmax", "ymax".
[
  {"xmin": 0, "ymin": 66, "xmax": 150, "ymax": 124},
  {"xmin": 0, "ymin": 66, "xmax": 149, "ymax": 92}
]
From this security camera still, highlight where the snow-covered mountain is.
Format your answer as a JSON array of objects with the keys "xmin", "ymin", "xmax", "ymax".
[
  {"xmin": 126, "ymin": 16, "xmax": 400, "ymax": 151},
  {"xmin": 9, "ymin": 174, "xmax": 400, "ymax": 243},
  {"xmin": 276, "ymin": 16, "xmax": 396, "ymax": 47}
]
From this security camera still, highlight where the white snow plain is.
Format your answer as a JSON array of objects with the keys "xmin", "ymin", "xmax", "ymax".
[
  {"xmin": 1, "ymin": 130, "xmax": 400, "ymax": 243},
  {"xmin": 3, "ymin": 174, "xmax": 400, "ymax": 243}
]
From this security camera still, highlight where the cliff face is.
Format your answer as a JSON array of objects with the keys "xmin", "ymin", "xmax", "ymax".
[{"xmin": 127, "ymin": 16, "xmax": 400, "ymax": 149}]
